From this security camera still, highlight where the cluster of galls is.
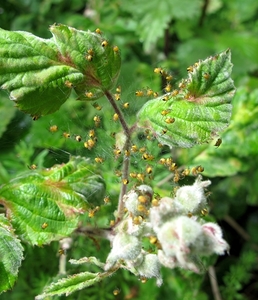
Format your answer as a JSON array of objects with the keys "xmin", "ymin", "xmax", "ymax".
[{"xmin": 104, "ymin": 177, "xmax": 229, "ymax": 285}]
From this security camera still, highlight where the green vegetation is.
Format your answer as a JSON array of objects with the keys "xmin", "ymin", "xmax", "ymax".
[{"xmin": 0, "ymin": 0, "xmax": 258, "ymax": 299}]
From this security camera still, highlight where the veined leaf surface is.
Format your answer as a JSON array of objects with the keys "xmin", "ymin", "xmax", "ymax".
[
  {"xmin": 0, "ymin": 214, "xmax": 23, "ymax": 293},
  {"xmin": 0, "ymin": 156, "xmax": 105, "ymax": 246},
  {"xmin": 137, "ymin": 50, "xmax": 235, "ymax": 148},
  {"xmin": 0, "ymin": 24, "xmax": 121, "ymax": 117}
]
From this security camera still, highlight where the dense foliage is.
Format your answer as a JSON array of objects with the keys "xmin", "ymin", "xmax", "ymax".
[{"xmin": 0, "ymin": 0, "xmax": 258, "ymax": 299}]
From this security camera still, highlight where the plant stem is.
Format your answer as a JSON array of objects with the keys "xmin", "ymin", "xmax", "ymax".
[
  {"xmin": 208, "ymin": 265, "xmax": 223, "ymax": 300},
  {"xmin": 104, "ymin": 90, "xmax": 130, "ymax": 138},
  {"xmin": 223, "ymin": 215, "xmax": 250, "ymax": 241},
  {"xmin": 116, "ymin": 138, "xmax": 130, "ymax": 221},
  {"xmin": 104, "ymin": 90, "xmax": 131, "ymax": 222}
]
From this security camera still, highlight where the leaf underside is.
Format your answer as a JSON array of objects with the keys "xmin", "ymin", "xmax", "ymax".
[{"xmin": 35, "ymin": 271, "xmax": 106, "ymax": 299}]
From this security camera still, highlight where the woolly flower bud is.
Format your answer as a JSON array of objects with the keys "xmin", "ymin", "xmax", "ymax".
[
  {"xmin": 157, "ymin": 216, "xmax": 229, "ymax": 272},
  {"xmin": 135, "ymin": 253, "xmax": 163, "ymax": 286},
  {"xmin": 123, "ymin": 185, "xmax": 153, "ymax": 217},
  {"xmin": 175, "ymin": 175, "xmax": 211, "ymax": 215},
  {"xmin": 157, "ymin": 216, "xmax": 202, "ymax": 258},
  {"xmin": 149, "ymin": 196, "xmax": 183, "ymax": 231},
  {"xmin": 158, "ymin": 249, "xmax": 199, "ymax": 273},
  {"xmin": 200, "ymin": 223, "xmax": 229, "ymax": 255},
  {"xmin": 105, "ymin": 232, "xmax": 142, "ymax": 270}
]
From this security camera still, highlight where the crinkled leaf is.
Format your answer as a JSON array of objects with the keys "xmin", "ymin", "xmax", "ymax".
[
  {"xmin": 0, "ymin": 24, "xmax": 121, "ymax": 117},
  {"xmin": 137, "ymin": 49, "xmax": 235, "ymax": 148},
  {"xmin": 0, "ymin": 214, "xmax": 24, "ymax": 294},
  {"xmin": 0, "ymin": 156, "xmax": 105, "ymax": 246},
  {"xmin": 178, "ymin": 87, "xmax": 258, "ymax": 177},
  {"xmin": 35, "ymin": 271, "xmax": 108, "ymax": 299}
]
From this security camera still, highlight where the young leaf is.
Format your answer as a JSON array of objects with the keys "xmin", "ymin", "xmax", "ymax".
[
  {"xmin": 0, "ymin": 214, "xmax": 24, "ymax": 294},
  {"xmin": 0, "ymin": 24, "xmax": 121, "ymax": 117},
  {"xmin": 0, "ymin": 156, "xmax": 105, "ymax": 246},
  {"xmin": 137, "ymin": 50, "xmax": 236, "ymax": 148},
  {"xmin": 35, "ymin": 271, "xmax": 110, "ymax": 299}
]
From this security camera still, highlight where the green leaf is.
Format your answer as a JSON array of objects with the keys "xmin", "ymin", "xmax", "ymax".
[
  {"xmin": 137, "ymin": 49, "xmax": 235, "ymax": 148},
  {"xmin": 0, "ymin": 24, "xmax": 121, "ymax": 117},
  {"xmin": 121, "ymin": 0, "xmax": 202, "ymax": 52},
  {"xmin": 0, "ymin": 156, "xmax": 106, "ymax": 246},
  {"xmin": 35, "ymin": 271, "xmax": 108, "ymax": 299},
  {"xmin": 178, "ymin": 87, "xmax": 258, "ymax": 177},
  {"xmin": 0, "ymin": 214, "xmax": 24, "ymax": 294},
  {"xmin": 187, "ymin": 146, "xmax": 247, "ymax": 177},
  {"xmin": 0, "ymin": 91, "xmax": 17, "ymax": 140}
]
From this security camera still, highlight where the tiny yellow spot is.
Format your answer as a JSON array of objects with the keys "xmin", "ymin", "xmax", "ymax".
[
  {"xmin": 165, "ymin": 117, "xmax": 175, "ymax": 124},
  {"xmin": 135, "ymin": 90, "xmax": 144, "ymax": 97},
  {"xmin": 65, "ymin": 80, "xmax": 73, "ymax": 88},
  {"xmin": 113, "ymin": 46, "xmax": 119, "ymax": 52},
  {"xmin": 203, "ymin": 72, "xmax": 210, "ymax": 80},
  {"xmin": 89, "ymin": 129, "xmax": 95, "ymax": 138},
  {"xmin": 114, "ymin": 93, "xmax": 121, "ymax": 101},
  {"xmin": 104, "ymin": 196, "xmax": 110, "ymax": 204},
  {"xmin": 86, "ymin": 54, "xmax": 93, "ymax": 61},
  {"xmin": 101, "ymin": 40, "xmax": 108, "ymax": 47},
  {"xmin": 131, "ymin": 145, "xmax": 138, "ymax": 152},
  {"xmin": 29, "ymin": 164, "xmax": 37, "ymax": 170},
  {"xmin": 113, "ymin": 113, "xmax": 119, "ymax": 121},
  {"xmin": 123, "ymin": 102, "xmax": 129, "ymax": 109},
  {"xmin": 187, "ymin": 65, "xmax": 194, "ymax": 72},
  {"xmin": 95, "ymin": 28, "xmax": 102, "ymax": 35},
  {"xmin": 122, "ymin": 178, "xmax": 129, "ymax": 185},
  {"xmin": 171, "ymin": 89, "xmax": 179, "ymax": 96},
  {"xmin": 63, "ymin": 132, "xmax": 70, "ymax": 138},
  {"xmin": 161, "ymin": 109, "xmax": 171, "ymax": 116},
  {"xmin": 41, "ymin": 223, "xmax": 48, "ymax": 229},
  {"xmin": 75, "ymin": 135, "xmax": 82, "ymax": 142},
  {"xmin": 95, "ymin": 157, "xmax": 104, "ymax": 163},
  {"xmin": 85, "ymin": 92, "xmax": 94, "ymax": 98},
  {"xmin": 146, "ymin": 166, "xmax": 153, "ymax": 174},
  {"xmin": 113, "ymin": 289, "xmax": 120, "ymax": 296},
  {"xmin": 164, "ymin": 83, "xmax": 172, "ymax": 92},
  {"xmin": 49, "ymin": 125, "xmax": 58, "ymax": 132},
  {"xmin": 154, "ymin": 67, "xmax": 162, "ymax": 74}
]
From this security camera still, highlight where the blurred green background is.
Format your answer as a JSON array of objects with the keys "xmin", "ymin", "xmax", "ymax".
[{"xmin": 0, "ymin": 0, "xmax": 258, "ymax": 299}]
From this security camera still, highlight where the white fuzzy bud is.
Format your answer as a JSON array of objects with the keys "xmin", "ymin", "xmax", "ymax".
[
  {"xmin": 149, "ymin": 197, "xmax": 183, "ymax": 231},
  {"xmin": 136, "ymin": 253, "xmax": 163, "ymax": 286},
  {"xmin": 123, "ymin": 185, "xmax": 153, "ymax": 217},
  {"xmin": 175, "ymin": 175, "xmax": 211, "ymax": 215},
  {"xmin": 200, "ymin": 223, "xmax": 229, "ymax": 255},
  {"xmin": 157, "ymin": 216, "xmax": 202, "ymax": 259},
  {"xmin": 156, "ymin": 215, "xmax": 229, "ymax": 272},
  {"xmin": 105, "ymin": 232, "xmax": 141, "ymax": 270}
]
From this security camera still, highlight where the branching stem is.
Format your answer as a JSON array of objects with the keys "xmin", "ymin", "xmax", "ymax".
[{"xmin": 104, "ymin": 90, "xmax": 132, "ymax": 222}]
